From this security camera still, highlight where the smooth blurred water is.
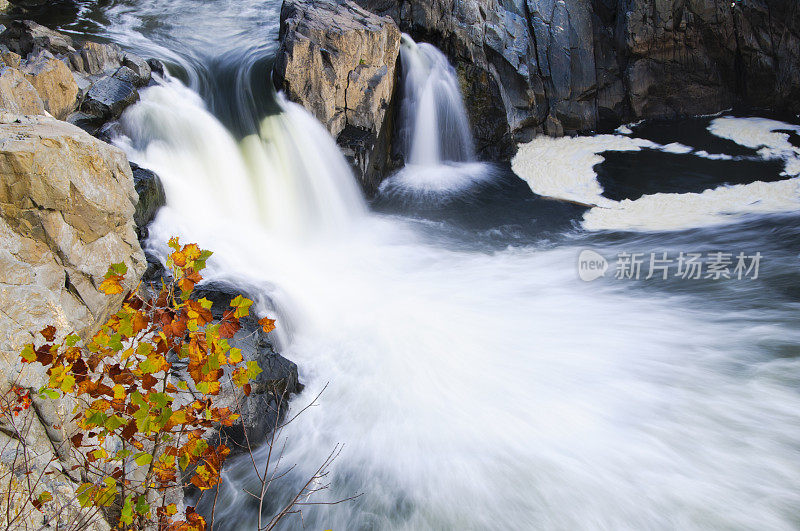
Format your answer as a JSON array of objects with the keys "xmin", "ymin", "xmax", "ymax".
[{"xmin": 40, "ymin": 2, "xmax": 800, "ymax": 529}]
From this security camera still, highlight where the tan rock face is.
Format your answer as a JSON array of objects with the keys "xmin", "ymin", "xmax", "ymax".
[
  {"xmin": 20, "ymin": 53, "xmax": 79, "ymax": 119},
  {"xmin": 0, "ymin": 113, "xmax": 145, "ymax": 375},
  {"xmin": 0, "ymin": 114, "xmax": 144, "ymax": 530},
  {"xmin": 275, "ymin": 0, "xmax": 400, "ymax": 144},
  {"xmin": 0, "ymin": 66, "xmax": 44, "ymax": 115}
]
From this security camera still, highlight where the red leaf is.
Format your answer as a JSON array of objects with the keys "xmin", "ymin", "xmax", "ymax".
[{"xmin": 40, "ymin": 326, "xmax": 56, "ymax": 342}]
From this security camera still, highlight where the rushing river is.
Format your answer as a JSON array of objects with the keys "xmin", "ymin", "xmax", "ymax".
[{"xmin": 29, "ymin": 1, "xmax": 800, "ymax": 529}]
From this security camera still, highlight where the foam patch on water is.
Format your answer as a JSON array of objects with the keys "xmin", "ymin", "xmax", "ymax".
[
  {"xmin": 511, "ymin": 135, "xmax": 660, "ymax": 206},
  {"xmin": 513, "ymin": 118, "xmax": 800, "ymax": 232},
  {"xmin": 582, "ymin": 178, "xmax": 800, "ymax": 231},
  {"xmin": 708, "ymin": 117, "xmax": 800, "ymax": 176}
]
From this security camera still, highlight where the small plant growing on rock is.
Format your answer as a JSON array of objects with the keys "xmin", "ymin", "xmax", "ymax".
[{"xmin": 5, "ymin": 238, "xmax": 275, "ymax": 530}]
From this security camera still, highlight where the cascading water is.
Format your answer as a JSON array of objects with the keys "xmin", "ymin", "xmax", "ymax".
[
  {"xmin": 117, "ymin": 75, "xmax": 366, "ymax": 237},
  {"xmin": 57, "ymin": 2, "xmax": 800, "ymax": 530},
  {"xmin": 381, "ymin": 35, "xmax": 493, "ymax": 198},
  {"xmin": 397, "ymin": 34, "xmax": 475, "ymax": 165}
]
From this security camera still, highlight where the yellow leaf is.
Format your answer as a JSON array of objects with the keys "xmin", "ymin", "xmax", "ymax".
[
  {"xmin": 113, "ymin": 384, "xmax": 126, "ymax": 400},
  {"xmin": 99, "ymin": 276, "xmax": 124, "ymax": 295}
]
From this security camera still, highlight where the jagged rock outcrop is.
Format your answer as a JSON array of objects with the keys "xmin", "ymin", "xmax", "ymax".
[
  {"xmin": 334, "ymin": 0, "xmax": 800, "ymax": 159},
  {"xmin": 274, "ymin": 0, "xmax": 401, "ymax": 192},
  {"xmin": 0, "ymin": 113, "xmax": 146, "ymax": 359},
  {"xmin": 0, "ymin": 113, "xmax": 145, "ymax": 530}
]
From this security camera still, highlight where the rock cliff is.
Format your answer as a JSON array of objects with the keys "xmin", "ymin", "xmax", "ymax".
[
  {"xmin": 274, "ymin": 0, "xmax": 401, "ymax": 192},
  {"xmin": 277, "ymin": 0, "xmax": 800, "ymax": 174},
  {"xmin": 0, "ymin": 113, "xmax": 145, "ymax": 530}
]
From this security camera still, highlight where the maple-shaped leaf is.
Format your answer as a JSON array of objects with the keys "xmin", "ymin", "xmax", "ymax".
[
  {"xmin": 258, "ymin": 316, "xmax": 276, "ymax": 334},
  {"xmin": 40, "ymin": 325, "xmax": 57, "ymax": 342}
]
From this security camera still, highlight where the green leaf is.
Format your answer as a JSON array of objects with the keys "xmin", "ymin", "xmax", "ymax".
[
  {"xmin": 108, "ymin": 262, "xmax": 128, "ymax": 277},
  {"xmin": 246, "ymin": 360, "xmax": 263, "ymax": 380},
  {"xmin": 39, "ymin": 388, "xmax": 60, "ymax": 400},
  {"xmin": 135, "ymin": 495, "xmax": 150, "ymax": 516},
  {"xmin": 230, "ymin": 295, "xmax": 253, "ymax": 318},
  {"xmin": 105, "ymin": 415, "xmax": 126, "ymax": 432},
  {"xmin": 65, "ymin": 334, "xmax": 80, "ymax": 347},
  {"xmin": 134, "ymin": 452, "xmax": 153, "ymax": 466},
  {"xmin": 120, "ymin": 495, "xmax": 134, "ymax": 526},
  {"xmin": 21, "ymin": 344, "xmax": 35, "ymax": 363},
  {"xmin": 76, "ymin": 483, "xmax": 93, "ymax": 507}
]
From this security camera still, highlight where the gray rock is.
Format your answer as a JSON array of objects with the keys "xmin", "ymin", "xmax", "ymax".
[
  {"xmin": 186, "ymin": 281, "xmax": 302, "ymax": 454},
  {"xmin": 121, "ymin": 52, "xmax": 151, "ymax": 86},
  {"xmin": 81, "ymin": 74, "xmax": 139, "ymax": 121},
  {"xmin": 347, "ymin": 0, "xmax": 800, "ymax": 155},
  {"xmin": 0, "ymin": 20, "xmax": 74, "ymax": 57},
  {"xmin": 130, "ymin": 162, "xmax": 166, "ymax": 238}
]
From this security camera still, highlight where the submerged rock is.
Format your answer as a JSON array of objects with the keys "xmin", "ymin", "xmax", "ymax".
[{"xmin": 275, "ymin": 0, "xmax": 401, "ymax": 192}]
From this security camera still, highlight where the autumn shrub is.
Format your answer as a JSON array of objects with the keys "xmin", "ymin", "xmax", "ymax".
[{"xmin": 2, "ymin": 238, "xmax": 275, "ymax": 530}]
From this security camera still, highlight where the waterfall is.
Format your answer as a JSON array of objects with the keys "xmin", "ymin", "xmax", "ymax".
[
  {"xmin": 398, "ymin": 34, "xmax": 475, "ymax": 165},
  {"xmin": 378, "ymin": 35, "xmax": 492, "ymax": 200},
  {"xmin": 117, "ymin": 75, "xmax": 366, "ymax": 237}
]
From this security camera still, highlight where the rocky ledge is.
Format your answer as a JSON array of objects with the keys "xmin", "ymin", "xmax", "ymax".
[
  {"xmin": 276, "ymin": 0, "xmax": 800, "ymax": 187},
  {"xmin": 274, "ymin": 0, "xmax": 401, "ymax": 193}
]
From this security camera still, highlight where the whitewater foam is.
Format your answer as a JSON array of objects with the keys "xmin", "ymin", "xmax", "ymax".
[
  {"xmin": 582, "ymin": 178, "xmax": 800, "ymax": 231},
  {"xmin": 708, "ymin": 117, "xmax": 800, "ymax": 176},
  {"xmin": 511, "ymin": 135, "xmax": 660, "ymax": 206}
]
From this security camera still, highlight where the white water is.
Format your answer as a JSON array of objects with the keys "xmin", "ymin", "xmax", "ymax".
[
  {"xmin": 94, "ymin": 2, "xmax": 800, "ymax": 528},
  {"xmin": 117, "ymin": 76, "xmax": 366, "ymax": 238},
  {"xmin": 381, "ymin": 36, "xmax": 492, "ymax": 200},
  {"xmin": 119, "ymin": 83, "xmax": 800, "ymax": 529},
  {"xmin": 398, "ymin": 34, "xmax": 474, "ymax": 166}
]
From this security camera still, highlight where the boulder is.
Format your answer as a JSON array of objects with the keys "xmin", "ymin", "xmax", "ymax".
[
  {"xmin": 0, "ymin": 21, "xmax": 150, "ymax": 130},
  {"xmin": 0, "ymin": 113, "xmax": 145, "ymax": 529},
  {"xmin": 0, "ymin": 65, "xmax": 44, "ymax": 114},
  {"xmin": 69, "ymin": 41, "xmax": 124, "ymax": 76},
  {"xmin": 19, "ymin": 50, "xmax": 78, "ymax": 119},
  {"xmin": 81, "ymin": 74, "xmax": 139, "ymax": 122},
  {"xmin": 130, "ymin": 162, "xmax": 166, "ymax": 238},
  {"xmin": 182, "ymin": 281, "xmax": 302, "ymax": 454},
  {"xmin": 0, "ymin": 114, "xmax": 146, "ymax": 357},
  {"xmin": 275, "ymin": 0, "xmax": 401, "ymax": 191}
]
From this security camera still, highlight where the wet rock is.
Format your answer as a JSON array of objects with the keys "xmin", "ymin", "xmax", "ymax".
[
  {"xmin": 347, "ymin": 0, "xmax": 800, "ymax": 153},
  {"xmin": 130, "ymin": 162, "xmax": 166, "ymax": 239},
  {"xmin": 121, "ymin": 53, "xmax": 151, "ymax": 86},
  {"xmin": 185, "ymin": 281, "xmax": 302, "ymax": 453},
  {"xmin": 69, "ymin": 41, "xmax": 124, "ymax": 76},
  {"xmin": 0, "ymin": 19, "xmax": 74, "ymax": 56},
  {"xmin": 81, "ymin": 74, "xmax": 139, "ymax": 122},
  {"xmin": 275, "ymin": 0, "xmax": 401, "ymax": 191}
]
